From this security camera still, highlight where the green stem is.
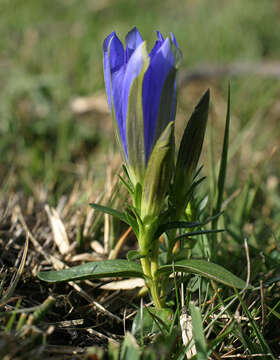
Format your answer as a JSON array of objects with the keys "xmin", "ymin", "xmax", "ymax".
[
  {"xmin": 140, "ymin": 256, "xmax": 164, "ymax": 308},
  {"xmin": 139, "ymin": 228, "xmax": 164, "ymax": 309},
  {"xmin": 150, "ymin": 279, "xmax": 164, "ymax": 308},
  {"xmin": 140, "ymin": 256, "xmax": 151, "ymax": 278}
]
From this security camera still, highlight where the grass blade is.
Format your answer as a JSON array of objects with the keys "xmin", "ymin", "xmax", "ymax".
[
  {"xmin": 212, "ymin": 84, "xmax": 231, "ymax": 260},
  {"xmin": 189, "ymin": 302, "xmax": 208, "ymax": 360}
]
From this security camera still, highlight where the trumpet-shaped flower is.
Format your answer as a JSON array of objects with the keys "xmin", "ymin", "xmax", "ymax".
[{"xmin": 103, "ymin": 27, "xmax": 182, "ymax": 186}]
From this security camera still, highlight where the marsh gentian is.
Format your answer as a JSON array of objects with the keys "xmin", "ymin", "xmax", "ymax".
[{"xmin": 103, "ymin": 27, "xmax": 182, "ymax": 190}]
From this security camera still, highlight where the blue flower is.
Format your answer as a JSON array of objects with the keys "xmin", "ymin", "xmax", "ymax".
[{"xmin": 103, "ymin": 27, "xmax": 182, "ymax": 185}]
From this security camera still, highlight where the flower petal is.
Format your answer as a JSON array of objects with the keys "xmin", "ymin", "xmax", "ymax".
[
  {"xmin": 142, "ymin": 37, "xmax": 176, "ymax": 161},
  {"xmin": 125, "ymin": 27, "xmax": 143, "ymax": 62},
  {"xmin": 103, "ymin": 32, "xmax": 125, "ymax": 110},
  {"xmin": 122, "ymin": 42, "xmax": 150, "ymax": 181},
  {"xmin": 111, "ymin": 65, "xmax": 127, "ymax": 156},
  {"xmin": 170, "ymin": 32, "xmax": 179, "ymax": 49},
  {"xmin": 149, "ymin": 30, "xmax": 165, "ymax": 58}
]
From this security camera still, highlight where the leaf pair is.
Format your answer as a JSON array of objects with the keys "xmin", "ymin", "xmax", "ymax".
[{"xmin": 38, "ymin": 258, "xmax": 249, "ymax": 290}]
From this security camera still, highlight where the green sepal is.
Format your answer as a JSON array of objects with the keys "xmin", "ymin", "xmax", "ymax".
[
  {"xmin": 173, "ymin": 89, "xmax": 210, "ymax": 214},
  {"xmin": 38, "ymin": 259, "xmax": 145, "ymax": 283},
  {"xmin": 141, "ymin": 122, "xmax": 174, "ymax": 221},
  {"xmin": 126, "ymin": 42, "xmax": 150, "ymax": 185},
  {"xmin": 133, "ymin": 182, "xmax": 142, "ymax": 210}
]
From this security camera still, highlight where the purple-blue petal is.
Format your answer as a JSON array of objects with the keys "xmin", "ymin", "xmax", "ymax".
[
  {"xmin": 121, "ymin": 42, "xmax": 147, "ymax": 157},
  {"xmin": 142, "ymin": 38, "xmax": 175, "ymax": 161},
  {"xmin": 125, "ymin": 27, "xmax": 143, "ymax": 62},
  {"xmin": 103, "ymin": 32, "xmax": 125, "ymax": 110},
  {"xmin": 170, "ymin": 32, "xmax": 180, "ymax": 49},
  {"xmin": 103, "ymin": 32, "xmax": 115, "ymax": 110},
  {"xmin": 103, "ymin": 29, "xmax": 181, "ymax": 167},
  {"xmin": 156, "ymin": 30, "xmax": 164, "ymax": 42},
  {"xmin": 149, "ymin": 30, "xmax": 165, "ymax": 58},
  {"xmin": 111, "ymin": 65, "xmax": 128, "ymax": 156}
]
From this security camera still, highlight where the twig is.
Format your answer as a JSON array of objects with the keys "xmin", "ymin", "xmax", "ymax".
[
  {"xmin": 221, "ymin": 354, "xmax": 272, "ymax": 358},
  {"xmin": 179, "ymin": 61, "xmax": 280, "ymax": 88},
  {"xmin": 260, "ymin": 280, "xmax": 266, "ymax": 330},
  {"xmin": 109, "ymin": 226, "xmax": 133, "ymax": 260},
  {"xmin": 16, "ymin": 205, "xmax": 122, "ymax": 323}
]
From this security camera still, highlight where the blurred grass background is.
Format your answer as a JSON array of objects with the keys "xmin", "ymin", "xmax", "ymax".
[{"xmin": 1, "ymin": 0, "xmax": 280, "ymax": 205}]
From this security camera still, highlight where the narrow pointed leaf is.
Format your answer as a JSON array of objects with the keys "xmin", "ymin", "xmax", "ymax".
[
  {"xmin": 124, "ymin": 211, "xmax": 139, "ymax": 236},
  {"xmin": 175, "ymin": 228, "xmax": 225, "ymax": 241},
  {"xmin": 156, "ymin": 259, "xmax": 250, "ymax": 289},
  {"xmin": 213, "ymin": 85, "xmax": 230, "ymax": 216},
  {"xmin": 118, "ymin": 174, "xmax": 134, "ymax": 195},
  {"xmin": 89, "ymin": 203, "xmax": 128, "ymax": 224},
  {"xmin": 173, "ymin": 89, "xmax": 210, "ymax": 212},
  {"xmin": 38, "ymin": 260, "xmax": 144, "ymax": 283},
  {"xmin": 155, "ymin": 212, "xmax": 223, "ymax": 238},
  {"xmin": 211, "ymin": 85, "xmax": 231, "ymax": 260}
]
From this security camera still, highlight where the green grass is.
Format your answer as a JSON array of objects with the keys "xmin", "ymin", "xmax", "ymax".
[{"xmin": 0, "ymin": 0, "xmax": 280, "ymax": 358}]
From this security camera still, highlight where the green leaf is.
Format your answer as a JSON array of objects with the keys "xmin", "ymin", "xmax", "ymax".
[
  {"xmin": 89, "ymin": 203, "xmax": 138, "ymax": 234},
  {"xmin": 175, "ymin": 228, "xmax": 225, "ymax": 241},
  {"xmin": 126, "ymin": 250, "xmax": 145, "ymax": 261},
  {"xmin": 122, "ymin": 164, "xmax": 133, "ymax": 187},
  {"xmin": 124, "ymin": 209, "xmax": 139, "ymax": 236},
  {"xmin": 38, "ymin": 260, "xmax": 144, "ymax": 283},
  {"xmin": 173, "ymin": 89, "xmax": 210, "ymax": 214},
  {"xmin": 108, "ymin": 340, "xmax": 120, "ymax": 360},
  {"xmin": 211, "ymin": 85, "xmax": 231, "ymax": 260},
  {"xmin": 189, "ymin": 302, "xmax": 208, "ymax": 360},
  {"xmin": 89, "ymin": 203, "xmax": 128, "ymax": 223},
  {"xmin": 155, "ymin": 212, "xmax": 223, "ymax": 238},
  {"xmin": 120, "ymin": 332, "xmax": 140, "ymax": 360},
  {"xmin": 132, "ymin": 307, "xmax": 173, "ymax": 338},
  {"xmin": 118, "ymin": 174, "xmax": 134, "ymax": 195},
  {"xmin": 156, "ymin": 259, "xmax": 250, "ymax": 289},
  {"xmin": 213, "ymin": 84, "xmax": 230, "ymax": 215}
]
